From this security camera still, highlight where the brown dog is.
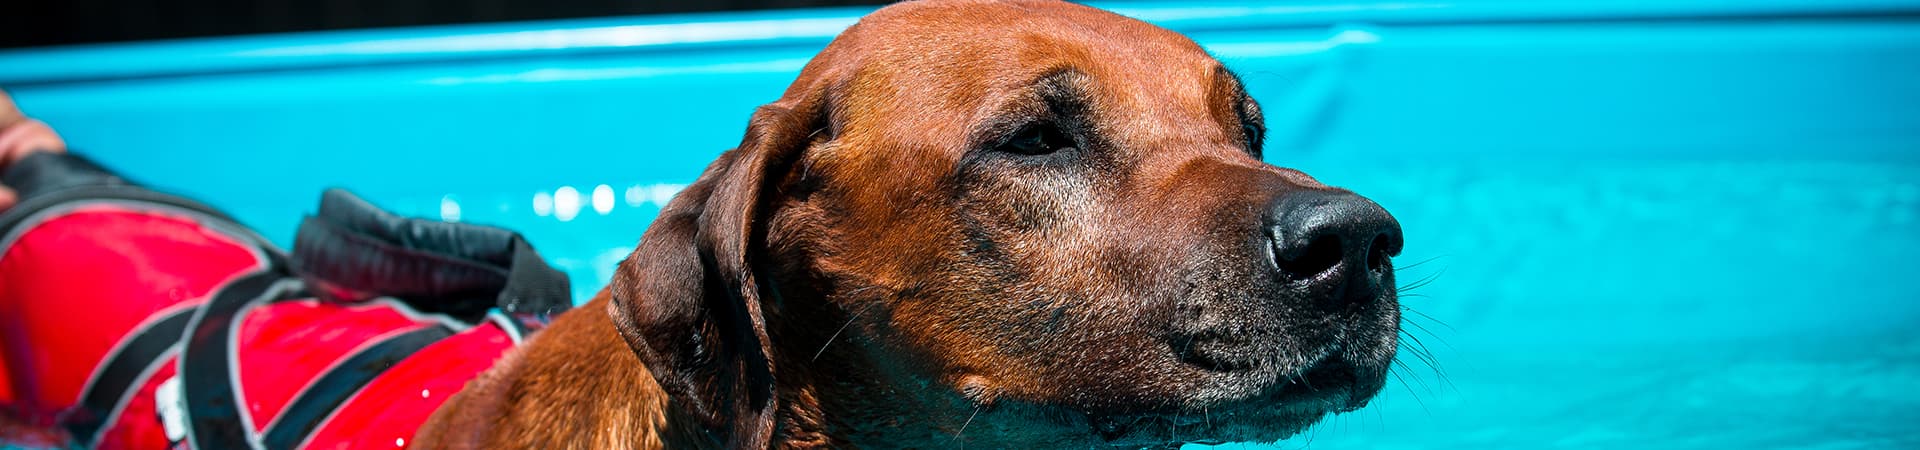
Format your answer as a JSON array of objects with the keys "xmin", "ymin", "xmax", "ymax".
[{"xmin": 413, "ymin": 0, "xmax": 1404, "ymax": 448}]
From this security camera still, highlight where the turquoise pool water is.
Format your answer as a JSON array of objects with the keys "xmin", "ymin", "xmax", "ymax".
[{"xmin": 4, "ymin": 1, "xmax": 1918, "ymax": 448}]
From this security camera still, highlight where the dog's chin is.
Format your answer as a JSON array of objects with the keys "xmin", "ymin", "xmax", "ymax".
[
  {"xmin": 1089, "ymin": 390, "xmax": 1358, "ymax": 448},
  {"xmin": 1088, "ymin": 360, "xmax": 1383, "ymax": 448}
]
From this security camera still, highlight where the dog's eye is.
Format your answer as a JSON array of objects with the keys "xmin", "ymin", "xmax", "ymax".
[
  {"xmin": 1243, "ymin": 122, "xmax": 1265, "ymax": 155},
  {"xmin": 1001, "ymin": 124, "xmax": 1073, "ymax": 156}
]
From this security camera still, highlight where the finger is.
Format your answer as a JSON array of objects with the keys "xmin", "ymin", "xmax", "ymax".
[
  {"xmin": 0, "ymin": 185, "xmax": 15, "ymax": 212},
  {"xmin": 0, "ymin": 119, "xmax": 65, "ymax": 167},
  {"xmin": 0, "ymin": 90, "xmax": 22, "ymax": 129}
]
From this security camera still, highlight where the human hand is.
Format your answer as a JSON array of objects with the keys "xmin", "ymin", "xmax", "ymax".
[{"xmin": 0, "ymin": 90, "xmax": 69, "ymax": 211}]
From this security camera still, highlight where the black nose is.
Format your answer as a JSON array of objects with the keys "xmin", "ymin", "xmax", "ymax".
[{"xmin": 1268, "ymin": 190, "xmax": 1403, "ymax": 305}]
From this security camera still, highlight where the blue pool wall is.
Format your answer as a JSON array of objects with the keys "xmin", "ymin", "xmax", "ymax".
[{"xmin": 4, "ymin": 1, "xmax": 1919, "ymax": 448}]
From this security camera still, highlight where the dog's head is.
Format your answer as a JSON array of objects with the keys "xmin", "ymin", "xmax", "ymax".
[{"xmin": 607, "ymin": 0, "xmax": 1403, "ymax": 447}]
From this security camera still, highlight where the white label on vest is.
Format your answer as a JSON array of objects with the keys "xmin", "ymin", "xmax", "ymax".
[{"xmin": 154, "ymin": 375, "xmax": 187, "ymax": 442}]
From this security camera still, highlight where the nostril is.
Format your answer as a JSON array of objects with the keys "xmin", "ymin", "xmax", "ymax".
[
  {"xmin": 1277, "ymin": 234, "xmax": 1343, "ymax": 279},
  {"xmin": 1366, "ymin": 234, "xmax": 1392, "ymax": 273},
  {"xmin": 1266, "ymin": 190, "xmax": 1402, "ymax": 284}
]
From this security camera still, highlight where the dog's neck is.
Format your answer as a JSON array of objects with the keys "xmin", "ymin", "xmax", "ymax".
[
  {"xmin": 467, "ymin": 295, "xmax": 851, "ymax": 449},
  {"xmin": 429, "ymin": 295, "xmax": 708, "ymax": 448},
  {"xmin": 451, "ymin": 294, "xmax": 1088, "ymax": 449}
]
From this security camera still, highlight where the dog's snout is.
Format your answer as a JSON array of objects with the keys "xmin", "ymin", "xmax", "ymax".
[{"xmin": 1268, "ymin": 190, "xmax": 1403, "ymax": 304}]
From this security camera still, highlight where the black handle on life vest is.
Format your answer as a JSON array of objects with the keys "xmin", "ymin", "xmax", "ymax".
[
  {"xmin": 0, "ymin": 151, "xmax": 128, "ymax": 199},
  {"xmin": 291, "ymin": 188, "xmax": 572, "ymax": 322}
]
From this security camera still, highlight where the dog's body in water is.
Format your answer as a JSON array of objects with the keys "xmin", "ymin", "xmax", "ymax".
[{"xmin": 414, "ymin": 0, "xmax": 1406, "ymax": 448}]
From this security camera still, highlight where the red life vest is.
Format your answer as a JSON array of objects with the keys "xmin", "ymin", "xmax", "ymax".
[{"xmin": 0, "ymin": 152, "xmax": 572, "ymax": 449}]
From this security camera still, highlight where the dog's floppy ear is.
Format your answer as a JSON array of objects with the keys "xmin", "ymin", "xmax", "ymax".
[{"xmin": 605, "ymin": 96, "xmax": 822, "ymax": 447}]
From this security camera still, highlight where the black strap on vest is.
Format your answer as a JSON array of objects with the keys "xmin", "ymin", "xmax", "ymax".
[
  {"xmin": 178, "ymin": 274, "xmax": 465, "ymax": 450},
  {"xmin": 61, "ymin": 307, "xmax": 195, "ymax": 446},
  {"xmin": 175, "ymin": 276, "xmax": 489, "ymax": 450},
  {"xmin": 259, "ymin": 323, "xmax": 454, "ymax": 449},
  {"xmin": 0, "ymin": 151, "xmax": 127, "ymax": 201},
  {"xmin": 179, "ymin": 272, "xmax": 292, "ymax": 450}
]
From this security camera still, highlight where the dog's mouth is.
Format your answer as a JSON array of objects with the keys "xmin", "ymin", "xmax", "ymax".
[{"xmin": 1087, "ymin": 360, "xmax": 1376, "ymax": 448}]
